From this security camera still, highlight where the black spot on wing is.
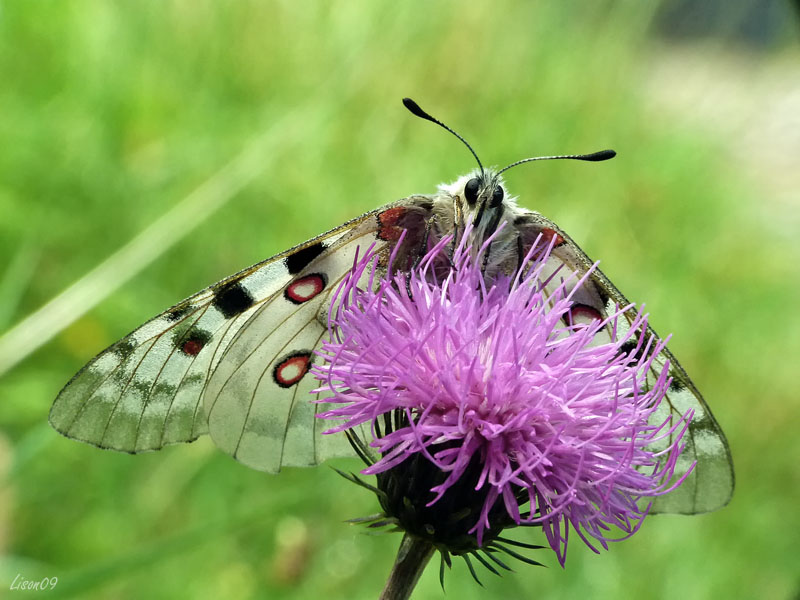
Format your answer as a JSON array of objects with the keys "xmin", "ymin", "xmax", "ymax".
[
  {"xmin": 514, "ymin": 214, "xmax": 535, "ymax": 225},
  {"xmin": 619, "ymin": 333, "xmax": 649, "ymax": 362},
  {"xmin": 285, "ymin": 242, "xmax": 326, "ymax": 274},
  {"xmin": 131, "ymin": 378, "xmax": 155, "ymax": 397},
  {"xmin": 620, "ymin": 340, "xmax": 639, "ymax": 359},
  {"xmin": 212, "ymin": 282, "xmax": 255, "ymax": 319},
  {"xmin": 686, "ymin": 417, "xmax": 715, "ymax": 434},
  {"xmin": 166, "ymin": 303, "xmax": 192, "ymax": 322},
  {"xmin": 668, "ymin": 376, "xmax": 685, "ymax": 393},
  {"xmin": 112, "ymin": 338, "xmax": 136, "ymax": 360}
]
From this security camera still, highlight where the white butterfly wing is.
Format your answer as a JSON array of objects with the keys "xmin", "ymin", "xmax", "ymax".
[
  {"xmin": 514, "ymin": 210, "xmax": 734, "ymax": 514},
  {"xmin": 203, "ymin": 198, "xmax": 434, "ymax": 472},
  {"xmin": 203, "ymin": 224, "xmax": 383, "ymax": 471},
  {"xmin": 49, "ymin": 284, "xmax": 251, "ymax": 453},
  {"xmin": 50, "ymin": 198, "xmax": 433, "ymax": 470}
]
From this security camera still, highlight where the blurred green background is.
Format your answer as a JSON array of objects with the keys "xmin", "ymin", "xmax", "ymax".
[{"xmin": 1, "ymin": 1, "xmax": 798, "ymax": 598}]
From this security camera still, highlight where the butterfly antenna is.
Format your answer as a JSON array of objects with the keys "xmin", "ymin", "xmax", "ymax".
[
  {"xmin": 402, "ymin": 98, "xmax": 484, "ymax": 177},
  {"xmin": 497, "ymin": 149, "xmax": 616, "ymax": 175}
]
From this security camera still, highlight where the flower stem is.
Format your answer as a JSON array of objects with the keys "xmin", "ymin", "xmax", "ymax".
[{"xmin": 379, "ymin": 534, "xmax": 435, "ymax": 600}]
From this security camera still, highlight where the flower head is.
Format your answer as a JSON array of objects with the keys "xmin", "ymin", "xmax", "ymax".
[{"xmin": 312, "ymin": 227, "xmax": 693, "ymax": 567}]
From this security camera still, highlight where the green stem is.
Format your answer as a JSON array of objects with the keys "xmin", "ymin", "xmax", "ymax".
[{"xmin": 379, "ymin": 534, "xmax": 435, "ymax": 600}]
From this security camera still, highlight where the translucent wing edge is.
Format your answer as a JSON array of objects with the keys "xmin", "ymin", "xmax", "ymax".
[{"xmin": 49, "ymin": 203, "xmax": 406, "ymax": 452}]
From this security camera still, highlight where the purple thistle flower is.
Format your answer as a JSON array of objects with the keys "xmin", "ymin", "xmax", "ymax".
[{"xmin": 312, "ymin": 227, "xmax": 694, "ymax": 568}]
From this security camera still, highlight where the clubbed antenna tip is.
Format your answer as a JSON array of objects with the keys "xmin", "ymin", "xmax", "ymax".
[{"xmin": 402, "ymin": 97, "xmax": 484, "ymax": 176}]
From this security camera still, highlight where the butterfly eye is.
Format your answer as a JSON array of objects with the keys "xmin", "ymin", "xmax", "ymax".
[
  {"xmin": 464, "ymin": 178, "xmax": 480, "ymax": 205},
  {"xmin": 491, "ymin": 186, "xmax": 504, "ymax": 208}
]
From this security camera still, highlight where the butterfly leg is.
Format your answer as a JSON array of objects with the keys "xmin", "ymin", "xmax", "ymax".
[
  {"xmin": 515, "ymin": 233, "xmax": 525, "ymax": 277},
  {"xmin": 407, "ymin": 215, "xmax": 439, "ymax": 298},
  {"xmin": 415, "ymin": 216, "xmax": 436, "ymax": 265},
  {"xmin": 450, "ymin": 196, "xmax": 464, "ymax": 260}
]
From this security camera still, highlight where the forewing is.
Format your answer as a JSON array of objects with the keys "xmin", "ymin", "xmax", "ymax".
[
  {"xmin": 202, "ymin": 197, "xmax": 433, "ymax": 473},
  {"xmin": 514, "ymin": 210, "xmax": 734, "ymax": 514},
  {"xmin": 49, "ymin": 203, "xmax": 420, "ymax": 455}
]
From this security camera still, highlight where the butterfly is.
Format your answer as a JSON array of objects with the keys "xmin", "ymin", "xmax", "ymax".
[{"xmin": 50, "ymin": 98, "xmax": 733, "ymax": 515}]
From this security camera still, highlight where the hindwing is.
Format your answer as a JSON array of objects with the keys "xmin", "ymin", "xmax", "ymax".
[{"xmin": 513, "ymin": 210, "xmax": 734, "ymax": 514}]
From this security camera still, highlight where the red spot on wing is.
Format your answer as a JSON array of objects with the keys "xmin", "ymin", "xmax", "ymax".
[
  {"xmin": 521, "ymin": 227, "xmax": 566, "ymax": 262},
  {"xmin": 274, "ymin": 352, "xmax": 312, "ymax": 388},
  {"xmin": 182, "ymin": 339, "xmax": 204, "ymax": 356},
  {"xmin": 377, "ymin": 207, "xmax": 408, "ymax": 241},
  {"xmin": 541, "ymin": 227, "xmax": 565, "ymax": 247},
  {"xmin": 285, "ymin": 274, "xmax": 327, "ymax": 304},
  {"xmin": 565, "ymin": 303, "xmax": 603, "ymax": 326}
]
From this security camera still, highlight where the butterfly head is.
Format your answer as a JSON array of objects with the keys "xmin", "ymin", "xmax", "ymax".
[
  {"xmin": 463, "ymin": 172, "xmax": 504, "ymax": 210},
  {"xmin": 443, "ymin": 169, "xmax": 517, "ymax": 228},
  {"xmin": 434, "ymin": 169, "xmax": 520, "ymax": 260}
]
